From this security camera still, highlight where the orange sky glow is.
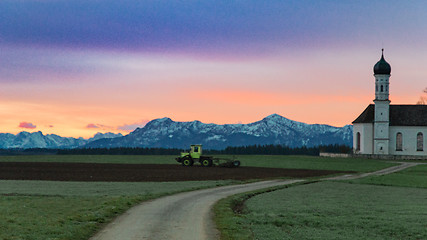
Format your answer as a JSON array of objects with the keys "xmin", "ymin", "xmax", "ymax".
[
  {"xmin": 1, "ymin": 47, "xmax": 425, "ymax": 138},
  {"xmin": 1, "ymin": 1, "xmax": 427, "ymax": 138}
]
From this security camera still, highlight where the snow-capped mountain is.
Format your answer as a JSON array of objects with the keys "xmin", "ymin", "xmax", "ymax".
[
  {"xmin": 85, "ymin": 114, "xmax": 353, "ymax": 149},
  {"xmin": 0, "ymin": 131, "xmax": 123, "ymax": 149},
  {"xmin": 88, "ymin": 132, "xmax": 124, "ymax": 142}
]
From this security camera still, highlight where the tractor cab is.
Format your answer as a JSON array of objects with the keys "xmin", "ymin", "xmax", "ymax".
[
  {"xmin": 190, "ymin": 144, "xmax": 202, "ymax": 159},
  {"xmin": 180, "ymin": 144, "xmax": 202, "ymax": 159}
]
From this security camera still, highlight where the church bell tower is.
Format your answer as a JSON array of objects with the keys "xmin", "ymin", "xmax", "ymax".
[{"xmin": 373, "ymin": 49, "xmax": 391, "ymax": 154}]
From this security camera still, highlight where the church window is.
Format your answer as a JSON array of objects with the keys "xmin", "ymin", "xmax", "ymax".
[
  {"xmin": 356, "ymin": 132, "xmax": 361, "ymax": 151},
  {"xmin": 396, "ymin": 132, "xmax": 403, "ymax": 151},
  {"xmin": 385, "ymin": 85, "xmax": 388, "ymax": 91},
  {"xmin": 380, "ymin": 85, "xmax": 384, "ymax": 92},
  {"xmin": 376, "ymin": 85, "xmax": 378, "ymax": 92},
  {"xmin": 417, "ymin": 133, "xmax": 423, "ymax": 151}
]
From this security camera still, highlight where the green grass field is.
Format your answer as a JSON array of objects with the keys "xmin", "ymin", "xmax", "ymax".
[
  {"xmin": 0, "ymin": 155, "xmax": 404, "ymax": 239},
  {"xmin": 1, "ymin": 195, "xmax": 142, "ymax": 240},
  {"xmin": 235, "ymin": 155, "xmax": 396, "ymax": 172},
  {"xmin": 238, "ymin": 182, "xmax": 427, "ymax": 240},
  {"xmin": 0, "ymin": 180, "xmax": 234, "ymax": 240},
  {"xmin": 215, "ymin": 162, "xmax": 427, "ymax": 240},
  {"xmin": 347, "ymin": 164, "xmax": 427, "ymax": 188}
]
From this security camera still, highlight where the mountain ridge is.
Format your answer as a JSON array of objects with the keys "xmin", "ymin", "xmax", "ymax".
[
  {"xmin": 85, "ymin": 114, "xmax": 353, "ymax": 149},
  {"xmin": 0, "ymin": 114, "xmax": 353, "ymax": 149},
  {"xmin": 0, "ymin": 131, "xmax": 123, "ymax": 149}
]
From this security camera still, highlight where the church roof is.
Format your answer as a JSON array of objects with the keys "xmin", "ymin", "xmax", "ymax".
[
  {"xmin": 373, "ymin": 49, "xmax": 391, "ymax": 75},
  {"xmin": 353, "ymin": 104, "xmax": 427, "ymax": 126},
  {"xmin": 353, "ymin": 105, "xmax": 375, "ymax": 123}
]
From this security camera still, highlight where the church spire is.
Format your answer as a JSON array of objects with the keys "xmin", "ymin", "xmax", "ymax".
[
  {"xmin": 373, "ymin": 49, "xmax": 391, "ymax": 154},
  {"xmin": 374, "ymin": 49, "xmax": 391, "ymax": 101},
  {"xmin": 374, "ymin": 49, "xmax": 391, "ymax": 75}
]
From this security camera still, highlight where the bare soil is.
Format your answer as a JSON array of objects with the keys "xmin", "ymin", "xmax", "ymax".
[{"xmin": 0, "ymin": 162, "xmax": 351, "ymax": 182}]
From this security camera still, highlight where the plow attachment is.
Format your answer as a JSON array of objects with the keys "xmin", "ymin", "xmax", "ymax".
[{"xmin": 213, "ymin": 156, "xmax": 241, "ymax": 168}]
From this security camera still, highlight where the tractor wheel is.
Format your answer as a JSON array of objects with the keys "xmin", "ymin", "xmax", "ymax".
[
  {"xmin": 232, "ymin": 160, "xmax": 240, "ymax": 168},
  {"xmin": 182, "ymin": 157, "xmax": 194, "ymax": 166},
  {"xmin": 201, "ymin": 158, "xmax": 213, "ymax": 167}
]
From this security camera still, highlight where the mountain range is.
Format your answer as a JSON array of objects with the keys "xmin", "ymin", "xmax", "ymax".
[
  {"xmin": 0, "ymin": 132, "xmax": 122, "ymax": 149},
  {"xmin": 0, "ymin": 114, "xmax": 353, "ymax": 149},
  {"xmin": 85, "ymin": 114, "xmax": 353, "ymax": 150}
]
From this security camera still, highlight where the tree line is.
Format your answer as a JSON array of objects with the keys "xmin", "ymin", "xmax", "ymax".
[
  {"xmin": 56, "ymin": 144, "xmax": 351, "ymax": 155},
  {"xmin": 0, "ymin": 144, "xmax": 352, "ymax": 156},
  {"xmin": 205, "ymin": 144, "xmax": 351, "ymax": 155}
]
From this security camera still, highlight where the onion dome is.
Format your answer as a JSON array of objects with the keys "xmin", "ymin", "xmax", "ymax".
[{"xmin": 373, "ymin": 49, "xmax": 391, "ymax": 75}]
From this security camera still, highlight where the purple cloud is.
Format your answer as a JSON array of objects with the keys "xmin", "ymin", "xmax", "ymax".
[
  {"xmin": 86, "ymin": 123, "xmax": 117, "ymax": 130},
  {"xmin": 19, "ymin": 122, "xmax": 36, "ymax": 129},
  {"xmin": 118, "ymin": 120, "xmax": 150, "ymax": 132},
  {"xmin": 86, "ymin": 123, "xmax": 100, "ymax": 129}
]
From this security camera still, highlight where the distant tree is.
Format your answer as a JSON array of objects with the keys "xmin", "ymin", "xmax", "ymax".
[{"xmin": 416, "ymin": 87, "xmax": 427, "ymax": 105}]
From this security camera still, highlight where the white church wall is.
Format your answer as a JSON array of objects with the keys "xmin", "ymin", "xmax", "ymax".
[
  {"xmin": 353, "ymin": 123, "xmax": 373, "ymax": 154},
  {"xmin": 389, "ymin": 126, "xmax": 427, "ymax": 156}
]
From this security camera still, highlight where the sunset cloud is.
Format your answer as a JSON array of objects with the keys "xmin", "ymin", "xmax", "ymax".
[
  {"xmin": 117, "ymin": 120, "xmax": 150, "ymax": 132},
  {"xmin": 19, "ymin": 122, "xmax": 36, "ymax": 129},
  {"xmin": 86, "ymin": 123, "xmax": 118, "ymax": 131},
  {"xmin": 86, "ymin": 123, "xmax": 100, "ymax": 129}
]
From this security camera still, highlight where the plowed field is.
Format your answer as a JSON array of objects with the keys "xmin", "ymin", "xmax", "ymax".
[{"xmin": 0, "ymin": 162, "xmax": 352, "ymax": 182}]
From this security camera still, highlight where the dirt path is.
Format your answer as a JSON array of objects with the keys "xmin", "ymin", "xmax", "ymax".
[
  {"xmin": 325, "ymin": 161, "xmax": 423, "ymax": 180},
  {"xmin": 90, "ymin": 179, "xmax": 302, "ymax": 240}
]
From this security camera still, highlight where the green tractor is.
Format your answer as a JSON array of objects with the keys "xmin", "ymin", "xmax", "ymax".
[{"xmin": 176, "ymin": 144, "xmax": 240, "ymax": 168}]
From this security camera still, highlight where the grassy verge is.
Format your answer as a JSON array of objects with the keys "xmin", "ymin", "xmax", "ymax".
[
  {"xmin": 217, "ymin": 181, "xmax": 427, "ymax": 240},
  {"xmin": 214, "ymin": 181, "xmax": 313, "ymax": 240},
  {"xmin": 346, "ymin": 164, "xmax": 427, "ymax": 188},
  {"xmin": 0, "ymin": 180, "xmax": 235, "ymax": 240},
  {"xmin": 214, "ymin": 192, "xmax": 256, "ymax": 240},
  {"xmin": 232, "ymin": 155, "xmax": 396, "ymax": 172},
  {"xmin": 0, "ymin": 195, "xmax": 144, "ymax": 240}
]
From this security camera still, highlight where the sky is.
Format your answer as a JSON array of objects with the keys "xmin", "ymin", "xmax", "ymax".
[{"xmin": 1, "ymin": 0, "xmax": 427, "ymax": 138}]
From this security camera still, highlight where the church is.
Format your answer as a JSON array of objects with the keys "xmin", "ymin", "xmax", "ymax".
[{"xmin": 352, "ymin": 50, "xmax": 427, "ymax": 156}]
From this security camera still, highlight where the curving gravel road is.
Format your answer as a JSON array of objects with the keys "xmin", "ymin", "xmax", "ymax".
[{"xmin": 90, "ymin": 179, "xmax": 302, "ymax": 240}]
